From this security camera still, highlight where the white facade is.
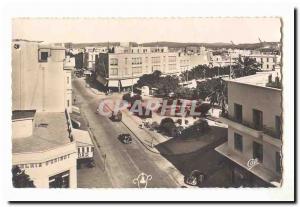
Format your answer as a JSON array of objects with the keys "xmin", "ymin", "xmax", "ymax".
[
  {"xmin": 247, "ymin": 54, "xmax": 281, "ymax": 70},
  {"xmin": 12, "ymin": 40, "xmax": 73, "ymax": 113},
  {"xmin": 13, "ymin": 142, "xmax": 77, "ymax": 188},
  {"xmin": 95, "ymin": 46, "xmax": 209, "ymax": 90},
  {"xmin": 216, "ymin": 71, "xmax": 282, "ymax": 186}
]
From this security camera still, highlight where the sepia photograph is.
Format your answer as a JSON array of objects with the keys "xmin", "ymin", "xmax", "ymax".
[
  {"xmin": 11, "ymin": 17, "xmax": 283, "ymax": 188},
  {"xmin": 0, "ymin": 0, "xmax": 295, "ymax": 202}
]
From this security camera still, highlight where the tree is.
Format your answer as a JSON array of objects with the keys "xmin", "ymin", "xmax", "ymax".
[
  {"xmin": 207, "ymin": 78, "xmax": 228, "ymax": 115},
  {"xmin": 180, "ymin": 119, "xmax": 209, "ymax": 138},
  {"xmin": 12, "ymin": 166, "xmax": 35, "ymax": 188},
  {"xmin": 160, "ymin": 117, "xmax": 174, "ymax": 126},
  {"xmin": 136, "ymin": 70, "xmax": 162, "ymax": 88},
  {"xmin": 156, "ymin": 75, "xmax": 179, "ymax": 96},
  {"xmin": 232, "ymin": 56, "xmax": 260, "ymax": 78}
]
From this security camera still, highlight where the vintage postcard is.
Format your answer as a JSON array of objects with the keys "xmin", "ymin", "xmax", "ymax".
[{"xmin": 7, "ymin": 13, "xmax": 295, "ymax": 202}]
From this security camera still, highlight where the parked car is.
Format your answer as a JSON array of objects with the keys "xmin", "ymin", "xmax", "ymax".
[
  {"xmin": 110, "ymin": 110, "xmax": 122, "ymax": 122},
  {"xmin": 184, "ymin": 170, "xmax": 206, "ymax": 186},
  {"xmin": 118, "ymin": 133, "xmax": 132, "ymax": 144}
]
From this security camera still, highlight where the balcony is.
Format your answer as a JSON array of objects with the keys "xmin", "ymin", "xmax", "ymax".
[
  {"xmin": 262, "ymin": 126, "xmax": 282, "ymax": 148},
  {"xmin": 219, "ymin": 113, "xmax": 263, "ymax": 138}
]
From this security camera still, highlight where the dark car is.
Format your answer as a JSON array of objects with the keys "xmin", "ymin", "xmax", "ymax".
[
  {"xmin": 184, "ymin": 170, "xmax": 206, "ymax": 186},
  {"xmin": 118, "ymin": 133, "xmax": 132, "ymax": 144},
  {"xmin": 110, "ymin": 110, "xmax": 122, "ymax": 122}
]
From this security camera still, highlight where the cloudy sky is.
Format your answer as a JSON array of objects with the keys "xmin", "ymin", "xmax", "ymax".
[{"xmin": 12, "ymin": 18, "xmax": 281, "ymax": 44}]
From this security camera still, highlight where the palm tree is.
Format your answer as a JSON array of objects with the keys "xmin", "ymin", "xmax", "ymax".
[
  {"xmin": 233, "ymin": 56, "xmax": 261, "ymax": 78},
  {"xmin": 207, "ymin": 78, "xmax": 228, "ymax": 116}
]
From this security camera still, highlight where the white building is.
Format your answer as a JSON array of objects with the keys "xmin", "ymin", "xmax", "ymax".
[
  {"xmin": 216, "ymin": 70, "xmax": 282, "ymax": 187},
  {"xmin": 12, "ymin": 110, "xmax": 78, "ymax": 188},
  {"xmin": 95, "ymin": 45, "xmax": 209, "ymax": 91},
  {"xmin": 12, "ymin": 40, "xmax": 74, "ymax": 113},
  {"xmin": 247, "ymin": 53, "xmax": 281, "ymax": 70},
  {"xmin": 12, "ymin": 40, "xmax": 93, "ymax": 188}
]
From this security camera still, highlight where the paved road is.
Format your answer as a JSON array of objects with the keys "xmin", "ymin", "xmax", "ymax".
[{"xmin": 73, "ymin": 79, "xmax": 180, "ymax": 188}]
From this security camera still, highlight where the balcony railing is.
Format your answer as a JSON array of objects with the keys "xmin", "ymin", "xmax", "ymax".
[
  {"xmin": 263, "ymin": 126, "xmax": 281, "ymax": 140},
  {"xmin": 221, "ymin": 113, "xmax": 263, "ymax": 132},
  {"xmin": 222, "ymin": 112, "xmax": 281, "ymax": 140}
]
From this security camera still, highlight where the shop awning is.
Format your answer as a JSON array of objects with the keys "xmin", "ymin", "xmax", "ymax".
[
  {"xmin": 73, "ymin": 128, "xmax": 93, "ymax": 147},
  {"xmin": 96, "ymin": 75, "xmax": 108, "ymax": 85},
  {"xmin": 108, "ymin": 80, "xmax": 120, "ymax": 87},
  {"xmin": 120, "ymin": 78, "xmax": 139, "ymax": 87}
]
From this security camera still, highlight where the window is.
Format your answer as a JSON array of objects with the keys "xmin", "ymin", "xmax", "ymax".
[
  {"xmin": 87, "ymin": 147, "xmax": 89, "ymax": 153},
  {"xmin": 151, "ymin": 57, "xmax": 160, "ymax": 64},
  {"xmin": 234, "ymin": 103, "xmax": 243, "ymax": 123},
  {"xmin": 253, "ymin": 141, "xmax": 263, "ymax": 162},
  {"xmin": 132, "ymin": 57, "xmax": 142, "ymax": 65},
  {"xmin": 110, "ymin": 58, "xmax": 118, "ymax": 66},
  {"xmin": 67, "ymin": 100, "xmax": 70, "ymax": 107},
  {"xmin": 125, "ymin": 58, "xmax": 128, "ymax": 64},
  {"xmin": 275, "ymin": 151, "xmax": 282, "ymax": 174},
  {"xmin": 110, "ymin": 68, "xmax": 118, "ymax": 76},
  {"xmin": 49, "ymin": 170, "xmax": 70, "ymax": 188},
  {"xmin": 132, "ymin": 66, "xmax": 142, "ymax": 75},
  {"xmin": 67, "ymin": 77, "xmax": 70, "ymax": 84},
  {"xmin": 266, "ymin": 57, "xmax": 269, "ymax": 62},
  {"xmin": 91, "ymin": 147, "xmax": 94, "ymax": 152},
  {"xmin": 169, "ymin": 56, "xmax": 176, "ymax": 62},
  {"xmin": 78, "ymin": 147, "xmax": 80, "ymax": 154},
  {"xmin": 81, "ymin": 147, "xmax": 84, "ymax": 153},
  {"xmin": 234, "ymin": 133, "xmax": 243, "ymax": 152},
  {"xmin": 253, "ymin": 109, "xmax": 263, "ymax": 130},
  {"xmin": 266, "ymin": 64, "xmax": 269, "ymax": 69},
  {"xmin": 168, "ymin": 64, "xmax": 177, "ymax": 71},
  {"xmin": 275, "ymin": 115, "xmax": 282, "ymax": 139},
  {"xmin": 40, "ymin": 52, "xmax": 49, "ymax": 62},
  {"xmin": 152, "ymin": 65, "xmax": 160, "ymax": 71}
]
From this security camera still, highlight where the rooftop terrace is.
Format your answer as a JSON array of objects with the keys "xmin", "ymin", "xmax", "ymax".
[
  {"xmin": 12, "ymin": 112, "xmax": 71, "ymax": 153},
  {"xmin": 228, "ymin": 69, "xmax": 281, "ymax": 88}
]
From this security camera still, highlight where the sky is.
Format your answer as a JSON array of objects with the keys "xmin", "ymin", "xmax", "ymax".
[{"xmin": 12, "ymin": 18, "xmax": 282, "ymax": 44}]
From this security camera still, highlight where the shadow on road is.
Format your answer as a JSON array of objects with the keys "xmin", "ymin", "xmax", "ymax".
[{"xmin": 156, "ymin": 126, "xmax": 234, "ymax": 187}]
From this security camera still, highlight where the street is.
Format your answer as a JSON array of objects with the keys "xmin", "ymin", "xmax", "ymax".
[{"xmin": 73, "ymin": 78, "xmax": 182, "ymax": 188}]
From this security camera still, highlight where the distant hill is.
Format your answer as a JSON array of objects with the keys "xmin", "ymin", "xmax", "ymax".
[{"xmin": 67, "ymin": 41, "xmax": 280, "ymax": 50}]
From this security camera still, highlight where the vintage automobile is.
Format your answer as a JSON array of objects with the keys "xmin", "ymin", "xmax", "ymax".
[
  {"xmin": 118, "ymin": 133, "xmax": 132, "ymax": 144},
  {"xmin": 184, "ymin": 170, "xmax": 206, "ymax": 186},
  {"xmin": 110, "ymin": 110, "xmax": 122, "ymax": 122}
]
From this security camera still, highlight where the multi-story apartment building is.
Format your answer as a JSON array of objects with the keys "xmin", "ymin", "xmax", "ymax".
[
  {"xmin": 247, "ymin": 53, "xmax": 281, "ymax": 70},
  {"xmin": 95, "ymin": 46, "xmax": 209, "ymax": 92},
  {"xmin": 216, "ymin": 70, "xmax": 282, "ymax": 187},
  {"xmin": 12, "ymin": 40, "xmax": 73, "ymax": 113},
  {"xmin": 84, "ymin": 47, "xmax": 108, "ymax": 70},
  {"xmin": 11, "ymin": 40, "xmax": 93, "ymax": 188}
]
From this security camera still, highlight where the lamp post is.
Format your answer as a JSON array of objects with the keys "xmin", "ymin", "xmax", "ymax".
[{"xmin": 229, "ymin": 52, "xmax": 232, "ymax": 79}]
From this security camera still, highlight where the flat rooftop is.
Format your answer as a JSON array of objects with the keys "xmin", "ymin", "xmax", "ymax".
[
  {"xmin": 12, "ymin": 112, "xmax": 70, "ymax": 153},
  {"xmin": 228, "ymin": 69, "xmax": 281, "ymax": 88}
]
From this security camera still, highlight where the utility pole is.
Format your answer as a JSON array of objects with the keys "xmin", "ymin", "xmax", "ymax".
[
  {"xmin": 103, "ymin": 153, "xmax": 107, "ymax": 172},
  {"xmin": 229, "ymin": 52, "xmax": 232, "ymax": 79},
  {"xmin": 131, "ymin": 68, "xmax": 134, "ymax": 95}
]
